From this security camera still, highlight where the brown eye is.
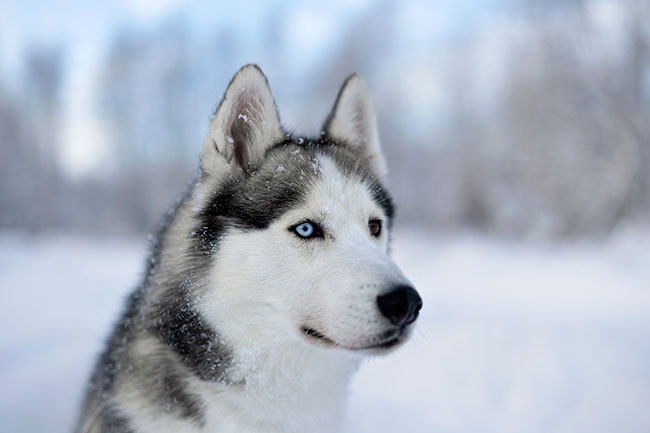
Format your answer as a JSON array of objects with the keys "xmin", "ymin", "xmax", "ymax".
[{"xmin": 368, "ymin": 219, "xmax": 382, "ymax": 237}]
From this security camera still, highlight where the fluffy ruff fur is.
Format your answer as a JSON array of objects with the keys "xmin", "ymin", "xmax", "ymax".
[{"xmin": 77, "ymin": 64, "xmax": 421, "ymax": 433}]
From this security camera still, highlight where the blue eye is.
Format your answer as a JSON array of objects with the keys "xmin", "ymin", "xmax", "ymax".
[
  {"xmin": 295, "ymin": 222, "xmax": 315, "ymax": 238},
  {"xmin": 291, "ymin": 221, "xmax": 323, "ymax": 239}
]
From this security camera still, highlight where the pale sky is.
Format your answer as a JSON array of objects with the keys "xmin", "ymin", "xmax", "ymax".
[{"xmin": 0, "ymin": 0, "xmax": 626, "ymax": 176}]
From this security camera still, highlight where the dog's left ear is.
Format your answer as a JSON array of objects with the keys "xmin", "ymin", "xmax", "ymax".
[
  {"xmin": 203, "ymin": 64, "xmax": 284, "ymax": 176},
  {"xmin": 323, "ymin": 75, "xmax": 387, "ymax": 178}
]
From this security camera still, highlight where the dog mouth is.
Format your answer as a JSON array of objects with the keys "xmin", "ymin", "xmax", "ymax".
[
  {"xmin": 301, "ymin": 326, "xmax": 404, "ymax": 352},
  {"xmin": 302, "ymin": 326, "xmax": 337, "ymax": 345}
]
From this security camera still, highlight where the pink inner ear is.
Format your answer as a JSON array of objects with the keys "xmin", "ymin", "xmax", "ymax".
[{"xmin": 228, "ymin": 90, "xmax": 264, "ymax": 170}]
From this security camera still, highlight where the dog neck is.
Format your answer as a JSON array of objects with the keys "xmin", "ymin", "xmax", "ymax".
[{"xmin": 204, "ymin": 338, "xmax": 361, "ymax": 433}]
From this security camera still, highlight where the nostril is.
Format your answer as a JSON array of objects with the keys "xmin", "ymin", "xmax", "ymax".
[
  {"xmin": 406, "ymin": 296, "xmax": 423, "ymax": 325},
  {"xmin": 376, "ymin": 285, "xmax": 422, "ymax": 326}
]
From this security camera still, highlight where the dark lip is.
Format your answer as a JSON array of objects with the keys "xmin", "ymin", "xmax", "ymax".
[
  {"xmin": 302, "ymin": 326, "xmax": 336, "ymax": 346},
  {"xmin": 370, "ymin": 335, "xmax": 402, "ymax": 350},
  {"xmin": 301, "ymin": 326, "xmax": 404, "ymax": 351}
]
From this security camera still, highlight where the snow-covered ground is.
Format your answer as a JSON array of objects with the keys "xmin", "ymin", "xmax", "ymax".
[{"xmin": 1, "ymin": 228, "xmax": 650, "ymax": 433}]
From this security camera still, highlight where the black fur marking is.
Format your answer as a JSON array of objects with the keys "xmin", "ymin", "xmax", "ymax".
[
  {"xmin": 151, "ymin": 293, "xmax": 232, "ymax": 383},
  {"xmin": 101, "ymin": 404, "xmax": 134, "ymax": 433},
  {"xmin": 323, "ymin": 140, "xmax": 394, "ymax": 224},
  {"xmin": 193, "ymin": 142, "xmax": 321, "ymax": 256},
  {"xmin": 130, "ymin": 345, "xmax": 207, "ymax": 424},
  {"xmin": 266, "ymin": 136, "xmax": 394, "ymax": 224},
  {"xmin": 91, "ymin": 285, "xmax": 146, "ymax": 398},
  {"xmin": 159, "ymin": 370, "xmax": 204, "ymax": 421},
  {"xmin": 298, "ymin": 136, "xmax": 395, "ymax": 224},
  {"xmin": 367, "ymin": 177, "xmax": 395, "ymax": 226}
]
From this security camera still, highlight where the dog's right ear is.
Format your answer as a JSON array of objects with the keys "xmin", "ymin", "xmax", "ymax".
[{"xmin": 202, "ymin": 64, "xmax": 284, "ymax": 177}]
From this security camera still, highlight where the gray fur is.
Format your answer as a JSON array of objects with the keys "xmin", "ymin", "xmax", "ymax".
[
  {"xmin": 100, "ymin": 403, "xmax": 134, "ymax": 433},
  {"xmin": 76, "ymin": 66, "xmax": 394, "ymax": 433}
]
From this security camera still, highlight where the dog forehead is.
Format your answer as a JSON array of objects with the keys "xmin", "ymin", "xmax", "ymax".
[
  {"xmin": 256, "ymin": 140, "xmax": 393, "ymax": 223},
  {"xmin": 302, "ymin": 155, "xmax": 381, "ymax": 218}
]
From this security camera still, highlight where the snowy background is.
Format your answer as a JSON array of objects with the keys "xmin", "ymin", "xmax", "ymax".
[
  {"xmin": 2, "ymin": 229, "xmax": 650, "ymax": 433},
  {"xmin": 2, "ymin": 0, "xmax": 650, "ymax": 432}
]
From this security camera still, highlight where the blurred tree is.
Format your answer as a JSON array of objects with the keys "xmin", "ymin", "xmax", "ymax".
[
  {"xmin": 1, "ymin": 0, "xmax": 648, "ymax": 238},
  {"xmin": 0, "ymin": 89, "xmax": 33, "ymax": 229},
  {"xmin": 97, "ymin": 20, "xmax": 195, "ymax": 232},
  {"xmin": 492, "ymin": 0, "xmax": 650, "ymax": 237},
  {"xmin": 0, "ymin": 46, "xmax": 65, "ymax": 232}
]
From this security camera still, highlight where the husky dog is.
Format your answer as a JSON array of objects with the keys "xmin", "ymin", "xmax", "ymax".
[{"xmin": 78, "ymin": 64, "xmax": 422, "ymax": 433}]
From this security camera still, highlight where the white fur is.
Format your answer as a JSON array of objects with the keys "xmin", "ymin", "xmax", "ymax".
[{"xmin": 191, "ymin": 156, "xmax": 411, "ymax": 432}]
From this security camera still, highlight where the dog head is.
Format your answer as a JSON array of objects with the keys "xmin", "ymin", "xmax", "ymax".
[{"xmin": 192, "ymin": 65, "xmax": 421, "ymax": 355}]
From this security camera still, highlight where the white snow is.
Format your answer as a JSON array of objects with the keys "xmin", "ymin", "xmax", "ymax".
[{"xmin": 1, "ymin": 228, "xmax": 650, "ymax": 433}]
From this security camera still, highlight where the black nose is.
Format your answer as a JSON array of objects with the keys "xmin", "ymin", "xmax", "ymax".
[{"xmin": 376, "ymin": 285, "xmax": 422, "ymax": 326}]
